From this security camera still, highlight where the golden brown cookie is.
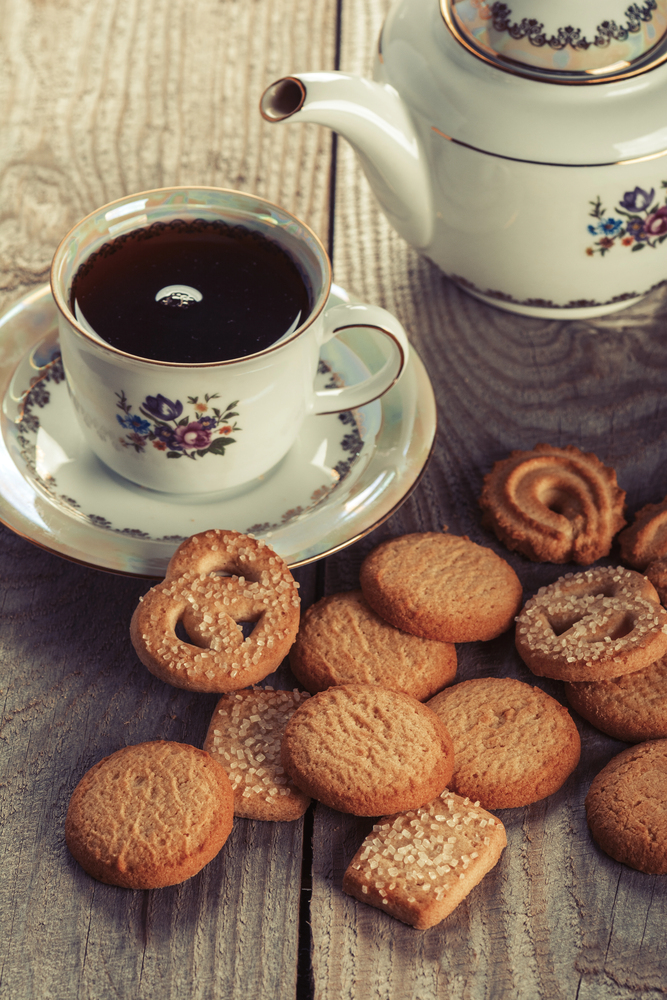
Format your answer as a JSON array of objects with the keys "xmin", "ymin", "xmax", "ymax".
[
  {"xmin": 280, "ymin": 683, "xmax": 455, "ymax": 816},
  {"xmin": 359, "ymin": 531, "xmax": 523, "ymax": 643},
  {"xmin": 565, "ymin": 654, "xmax": 667, "ymax": 743},
  {"xmin": 618, "ymin": 497, "xmax": 667, "ymax": 571},
  {"xmin": 203, "ymin": 686, "xmax": 311, "ymax": 821},
  {"xmin": 585, "ymin": 740, "xmax": 667, "ymax": 873},
  {"xmin": 479, "ymin": 443, "xmax": 626, "ymax": 565},
  {"xmin": 289, "ymin": 590, "xmax": 457, "ymax": 700},
  {"xmin": 515, "ymin": 566, "xmax": 667, "ymax": 682},
  {"xmin": 646, "ymin": 555, "xmax": 667, "ymax": 605},
  {"xmin": 131, "ymin": 529, "xmax": 300, "ymax": 692},
  {"xmin": 65, "ymin": 741, "xmax": 234, "ymax": 888},
  {"xmin": 428, "ymin": 677, "xmax": 581, "ymax": 808},
  {"xmin": 342, "ymin": 790, "xmax": 506, "ymax": 929}
]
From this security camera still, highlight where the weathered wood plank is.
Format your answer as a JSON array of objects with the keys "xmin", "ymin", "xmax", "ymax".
[
  {"xmin": 307, "ymin": 1, "xmax": 667, "ymax": 997},
  {"xmin": 0, "ymin": 0, "xmax": 336, "ymax": 996}
]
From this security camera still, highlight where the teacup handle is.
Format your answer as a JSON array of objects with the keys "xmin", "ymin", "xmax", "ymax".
[{"xmin": 312, "ymin": 301, "xmax": 409, "ymax": 414}]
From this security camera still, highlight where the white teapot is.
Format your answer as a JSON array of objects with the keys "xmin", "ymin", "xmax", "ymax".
[{"xmin": 261, "ymin": 0, "xmax": 667, "ymax": 318}]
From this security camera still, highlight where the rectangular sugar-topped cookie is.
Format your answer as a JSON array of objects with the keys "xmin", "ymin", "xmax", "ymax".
[
  {"xmin": 342, "ymin": 790, "xmax": 506, "ymax": 929},
  {"xmin": 204, "ymin": 686, "xmax": 311, "ymax": 821}
]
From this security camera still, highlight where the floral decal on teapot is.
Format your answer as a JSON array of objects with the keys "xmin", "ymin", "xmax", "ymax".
[
  {"xmin": 586, "ymin": 182, "xmax": 667, "ymax": 256},
  {"xmin": 116, "ymin": 391, "xmax": 240, "ymax": 459}
]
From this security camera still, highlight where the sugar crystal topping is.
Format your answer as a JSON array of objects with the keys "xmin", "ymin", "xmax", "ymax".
[
  {"xmin": 349, "ymin": 791, "xmax": 496, "ymax": 905},
  {"xmin": 515, "ymin": 566, "xmax": 667, "ymax": 667},
  {"xmin": 136, "ymin": 529, "xmax": 300, "ymax": 682},
  {"xmin": 206, "ymin": 687, "xmax": 310, "ymax": 802}
]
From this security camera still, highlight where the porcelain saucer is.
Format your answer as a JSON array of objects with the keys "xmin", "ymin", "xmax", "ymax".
[{"xmin": 0, "ymin": 284, "xmax": 435, "ymax": 575}]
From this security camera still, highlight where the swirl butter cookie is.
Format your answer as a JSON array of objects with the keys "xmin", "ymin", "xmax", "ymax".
[
  {"xmin": 565, "ymin": 655, "xmax": 667, "ymax": 743},
  {"xmin": 359, "ymin": 531, "xmax": 523, "ymax": 643},
  {"xmin": 428, "ymin": 678, "xmax": 581, "ymax": 808},
  {"xmin": 203, "ymin": 687, "xmax": 311, "ymax": 821},
  {"xmin": 479, "ymin": 443, "xmax": 626, "ymax": 565},
  {"xmin": 281, "ymin": 683, "xmax": 455, "ymax": 816},
  {"xmin": 65, "ymin": 741, "xmax": 234, "ymax": 888},
  {"xmin": 289, "ymin": 590, "xmax": 457, "ymax": 700},
  {"xmin": 515, "ymin": 566, "xmax": 667, "ymax": 682},
  {"xmin": 585, "ymin": 740, "xmax": 667, "ymax": 873},
  {"xmin": 343, "ymin": 790, "xmax": 506, "ymax": 929}
]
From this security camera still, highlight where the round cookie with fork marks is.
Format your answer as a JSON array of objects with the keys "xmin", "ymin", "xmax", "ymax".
[
  {"xmin": 131, "ymin": 529, "xmax": 300, "ymax": 693},
  {"xmin": 618, "ymin": 496, "xmax": 667, "ymax": 571},
  {"xmin": 428, "ymin": 677, "xmax": 581, "ymax": 808},
  {"xmin": 565, "ymin": 654, "xmax": 667, "ymax": 743},
  {"xmin": 289, "ymin": 590, "xmax": 457, "ymax": 700},
  {"xmin": 65, "ymin": 741, "xmax": 234, "ymax": 889},
  {"xmin": 585, "ymin": 739, "xmax": 667, "ymax": 873},
  {"xmin": 281, "ymin": 683, "xmax": 455, "ymax": 816},
  {"xmin": 359, "ymin": 531, "xmax": 523, "ymax": 643},
  {"xmin": 515, "ymin": 566, "xmax": 667, "ymax": 682}
]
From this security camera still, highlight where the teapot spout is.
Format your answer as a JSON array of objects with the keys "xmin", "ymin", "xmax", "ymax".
[{"xmin": 260, "ymin": 73, "xmax": 433, "ymax": 249}]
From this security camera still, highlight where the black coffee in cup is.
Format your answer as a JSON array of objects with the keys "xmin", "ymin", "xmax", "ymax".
[{"xmin": 69, "ymin": 218, "xmax": 312, "ymax": 364}]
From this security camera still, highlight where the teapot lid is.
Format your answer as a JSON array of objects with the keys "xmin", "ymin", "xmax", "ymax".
[{"xmin": 442, "ymin": 0, "xmax": 667, "ymax": 81}]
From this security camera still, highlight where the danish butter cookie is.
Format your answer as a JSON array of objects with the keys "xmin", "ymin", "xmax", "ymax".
[
  {"xmin": 479, "ymin": 443, "xmax": 626, "ymax": 565},
  {"xmin": 359, "ymin": 531, "xmax": 523, "ymax": 643},
  {"xmin": 281, "ymin": 683, "xmax": 455, "ymax": 816},
  {"xmin": 565, "ymin": 655, "xmax": 667, "ymax": 743},
  {"xmin": 515, "ymin": 566, "xmax": 667, "ymax": 682},
  {"xmin": 65, "ymin": 741, "xmax": 234, "ymax": 889},
  {"xmin": 646, "ymin": 555, "xmax": 667, "ymax": 605},
  {"xmin": 290, "ymin": 590, "xmax": 457, "ymax": 700},
  {"xmin": 428, "ymin": 678, "xmax": 581, "ymax": 808},
  {"xmin": 203, "ymin": 687, "xmax": 311, "ymax": 821},
  {"xmin": 342, "ymin": 790, "xmax": 506, "ymax": 929},
  {"xmin": 585, "ymin": 740, "xmax": 667, "ymax": 873},
  {"xmin": 131, "ymin": 529, "xmax": 300, "ymax": 693},
  {"xmin": 618, "ymin": 497, "xmax": 667, "ymax": 571}
]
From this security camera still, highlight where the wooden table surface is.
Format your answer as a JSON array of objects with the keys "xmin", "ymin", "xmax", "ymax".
[{"xmin": 1, "ymin": 1, "xmax": 667, "ymax": 997}]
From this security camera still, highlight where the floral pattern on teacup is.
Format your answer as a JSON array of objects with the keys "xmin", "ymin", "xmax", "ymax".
[
  {"xmin": 586, "ymin": 182, "xmax": 667, "ymax": 257},
  {"xmin": 116, "ymin": 391, "xmax": 240, "ymax": 459}
]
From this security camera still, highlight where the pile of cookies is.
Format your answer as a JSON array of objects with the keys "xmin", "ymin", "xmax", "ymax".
[
  {"xmin": 63, "ymin": 439, "xmax": 667, "ymax": 921},
  {"xmin": 481, "ymin": 443, "xmax": 667, "ymax": 874},
  {"xmin": 66, "ymin": 524, "xmax": 588, "ymax": 929}
]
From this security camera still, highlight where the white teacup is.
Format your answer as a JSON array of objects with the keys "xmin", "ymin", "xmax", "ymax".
[{"xmin": 50, "ymin": 187, "xmax": 409, "ymax": 495}]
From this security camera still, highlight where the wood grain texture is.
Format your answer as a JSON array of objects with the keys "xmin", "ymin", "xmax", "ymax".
[
  {"xmin": 0, "ymin": 0, "xmax": 335, "ymax": 996},
  {"xmin": 308, "ymin": 1, "xmax": 667, "ymax": 998}
]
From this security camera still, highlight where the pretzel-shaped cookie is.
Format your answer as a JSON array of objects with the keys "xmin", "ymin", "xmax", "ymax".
[
  {"xmin": 515, "ymin": 566, "xmax": 667, "ymax": 682},
  {"xmin": 131, "ymin": 530, "xmax": 300, "ymax": 692},
  {"xmin": 479, "ymin": 444, "xmax": 626, "ymax": 565}
]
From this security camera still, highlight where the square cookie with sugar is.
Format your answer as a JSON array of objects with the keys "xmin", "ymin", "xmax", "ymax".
[
  {"xmin": 204, "ymin": 687, "xmax": 311, "ymax": 821},
  {"xmin": 343, "ymin": 790, "xmax": 506, "ymax": 929}
]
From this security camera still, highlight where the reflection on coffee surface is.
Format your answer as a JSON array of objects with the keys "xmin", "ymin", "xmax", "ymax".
[{"xmin": 69, "ymin": 219, "xmax": 312, "ymax": 363}]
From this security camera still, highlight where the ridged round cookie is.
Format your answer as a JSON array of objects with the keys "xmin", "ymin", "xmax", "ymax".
[
  {"xmin": 646, "ymin": 555, "xmax": 667, "ymax": 605},
  {"xmin": 618, "ymin": 497, "xmax": 667, "ymax": 571},
  {"xmin": 565, "ymin": 655, "xmax": 667, "ymax": 743},
  {"xmin": 515, "ymin": 566, "xmax": 667, "ymax": 682},
  {"xmin": 479, "ymin": 443, "xmax": 626, "ymax": 565},
  {"xmin": 359, "ymin": 532, "xmax": 523, "ymax": 643},
  {"xmin": 289, "ymin": 590, "xmax": 457, "ymax": 700},
  {"xmin": 281, "ymin": 683, "xmax": 455, "ymax": 816},
  {"xmin": 65, "ymin": 741, "xmax": 234, "ymax": 888},
  {"xmin": 428, "ymin": 677, "xmax": 581, "ymax": 808},
  {"xmin": 585, "ymin": 740, "xmax": 667, "ymax": 873}
]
